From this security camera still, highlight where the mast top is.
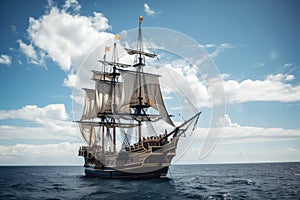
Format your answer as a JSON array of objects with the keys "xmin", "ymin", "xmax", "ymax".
[{"xmin": 139, "ymin": 15, "xmax": 144, "ymax": 24}]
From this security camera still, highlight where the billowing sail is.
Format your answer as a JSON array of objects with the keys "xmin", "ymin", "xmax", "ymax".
[
  {"xmin": 118, "ymin": 70, "xmax": 174, "ymax": 126},
  {"xmin": 81, "ymin": 89, "xmax": 97, "ymax": 120},
  {"xmin": 95, "ymin": 81, "xmax": 123, "ymax": 114},
  {"xmin": 79, "ymin": 124, "xmax": 96, "ymax": 146}
]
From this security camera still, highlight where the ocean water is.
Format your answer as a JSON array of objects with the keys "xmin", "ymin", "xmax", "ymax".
[{"xmin": 0, "ymin": 163, "xmax": 299, "ymax": 199}]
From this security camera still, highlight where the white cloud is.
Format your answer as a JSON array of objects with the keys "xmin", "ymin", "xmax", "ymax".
[
  {"xmin": 173, "ymin": 114, "xmax": 300, "ymax": 163},
  {"xmin": 1, "ymin": 113, "xmax": 299, "ymax": 165},
  {"xmin": 192, "ymin": 114, "xmax": 300, "ymax": 143},
  {"xmin": 150, "ymin": 55, "xmax": 300, "ymax": 109},
  {"xmin": 219, "ymin": 126, "xmax": 300, "ymax": 143},
  {"xmin": 285, "ymin": 74, "xmax": 294, "ymax": 81},
  {"xmin": 190, "ymin": 125, "xmax": 300, "ymax": 162},
  {"xmin": 215, "ymin": 114, "xmax": 240, "ymax": 128},
  {"xmin": 0, "ymin": 104, "xmax": 78, "ymax": 141},
  {"xmin": 0, "ymin": 54, "xmax": 12, "ymax": 65},
  {"xmin": 202, "ymin": 44, "xmax": 215, "ymax": 48},
  {"xmin": 219, "ymin": 43, "xmax": 234, "ymax": 48},
  {"xmin": 199, "ymin": 42, "xmax": 235, "ymax": 58},
  {"xmin": 63, "ymin": 73, "xmax": 78, "ymax": 88},
  {"xmin": 175, "ymin": 127, "xmax": 300, "ymax": 164},
  {"xmin": 0, "ymin": 104, "xmax": 68, "ymax": 121},
  {"xmin": 144, "ymin": 3, "xmax": 158, "ymax": 16},
  {"xmin": 283, "ymin": 63, "xmax": 292, "ymax": 67},
  {"xmin": 154, "ymin": 52, "xmax": 300, "ymax": 109},
  {"xmin": 157, "ymin": 59, "xmax": 211, "ymax": 108},
  {"xmin": 0, "ymin": 142, "xmax": 83, "ymax": 165},
  {"xmin": 17, "ymin": 40, "xmax": 37, "ymax": 60},
  {"xmin": 63, "ymin": 0, "xmax": 81, "ymax": 12},
  {"xmin": 17, "ymin": 40, "xmax": 45, "ymax": 66},
  {"xmin": 20, "ymin": 2, "xmax": 112, "ymax": 71},
  {"xmin": 203, "ymin": 145, "xmax": 300, "ymax": 163},
  {"xmin": 16, "ymin": 0, "xmax": 115, "ymax": 117},
  {"xmin": 0, "ymin": 124, "xmax": 76, "ymax": 141},
  {"xmin": 224, "ymin": 73, "xmax": 300, "ymax": 103},
  {"xmin": 91, "ymin": 12, "xmax": 111, "ymax": 31}
]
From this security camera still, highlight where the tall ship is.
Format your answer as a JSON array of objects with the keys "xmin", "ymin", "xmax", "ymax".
[{"xmin": 76, "ymin": 16, "xmax": 201, "ymax": 179}]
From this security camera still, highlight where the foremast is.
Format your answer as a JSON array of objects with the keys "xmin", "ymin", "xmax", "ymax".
[{"xmin": 77, "ymin": 34, "xmax": 133, "ymax": 154}]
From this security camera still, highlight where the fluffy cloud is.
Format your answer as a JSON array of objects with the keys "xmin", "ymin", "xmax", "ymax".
[
  {"xmin": 153, "ymin": 58, "xmax": 211, "ymax": 109},
  {"xmin": 20, "ymin": 1, "xmax": 112, "ymax": 71},
  {"xmin": 215, "ymin": 114, "xmax": 240, "ymax": 128},
  {"xmin": 0, "ymin": 142, "xmax": 82, "ymax": 165},
  {"xmin": 0, "ymin": 54, "xmax": 12, "ymax": 65},
  {"xmin": 194, "ymin": 114, "xmax": 300, "ymax": 142},
  {"xmin": 0, "ymin": 104, "xmax": 78, "ymax": 141},
  {"xmin": 224, "ymin": 73, "xmax": 300, "ymax": 103},
  {"xmin": 285, "ymin": 74, "xmax": 295, "ymax": 81},
  {"xmin": 63, "ymin": 0, "xmax": 81, "ymax": 12},
  {"xmin": 172, "ymin": 114, "xmax": 300, "ymax": 163},
  {"xmin": 0, "ymin": 104, "xmax": 68, "ymax": 121},
  {"xmin": 158, "ymin": 56, "xmax": 300, "ymax": 109},
  {"xmin": 144, "ymin": 3, "xmax": 158, "ymax": 16},
  {"xmin": 16, "ymin": 0, "xmax": 115, "ymax": 119},
  {"xmin": 0, "ymin": 124, "xmax": 76, "ymax": 141}
]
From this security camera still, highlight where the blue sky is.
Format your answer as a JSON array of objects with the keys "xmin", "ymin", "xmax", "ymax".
[{"xmin": 0, "ymin": 0, "xmax": 299, "ymax": 165}]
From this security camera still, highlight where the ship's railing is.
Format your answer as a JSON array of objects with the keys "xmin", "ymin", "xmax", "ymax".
[{"xmin": 125, "ymin": 134, "xmax": 171, "ymax": 152}]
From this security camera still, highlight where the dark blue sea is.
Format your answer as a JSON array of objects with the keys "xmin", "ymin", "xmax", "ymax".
[{"xmin": 0, "ymin": 163, "xmax": 299, "ymax": 199}]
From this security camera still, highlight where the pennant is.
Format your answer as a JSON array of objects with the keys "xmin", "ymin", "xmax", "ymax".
[
  {"xmin": 105, "ymin": 46, "xmax": 110, "ymax": 52},
  {"xmin": 115, "ymin": 34, "xmax": 121, "ymax": 40}
]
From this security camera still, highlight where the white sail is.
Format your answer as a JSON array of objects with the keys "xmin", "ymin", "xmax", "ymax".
[
  {"xmin": 79, "ymin": 124, "xmax": 96, "ymax": 146},
  {"xmin": 81, "ymin": 89, "xmax": 97, "ymax": 120},
  {"xmin": 119, "ymin": 70, "xmax": 174, "ymax": 126},
  {"xmin": 95, "ymin": 81, "xmax": 123, "ymax": 114},
  {"xmin": 92, "ymin": 70, "xmax": 113, "ymax": 81}
]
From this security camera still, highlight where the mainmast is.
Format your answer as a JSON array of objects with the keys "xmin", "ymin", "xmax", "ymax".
[
  {"xmin": 126, "ymin": 16, "xmax": 155, "ymax": 142},
  {"xmin": 136, "ymin": 16, "xmax": 145, "ymax": 142},
  {"xmin": 123, "ymin": 16, "xmax": 171, "ymax": 141},
  {"xmin": 110, "ymin": 35, "xmax": 120, "ymax": 153},
  {"xmin": 101, "ymin": 48, "xmax": 107, "ymax": 153}
]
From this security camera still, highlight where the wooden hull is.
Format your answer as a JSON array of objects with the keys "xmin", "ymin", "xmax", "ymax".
[
  {"xmin": 84, "ymin": 165, "xmax": 169, "ymax": 179},
  {"xmin": 79, "ymin": 137, "xmax": 178, "ymax": 179}
]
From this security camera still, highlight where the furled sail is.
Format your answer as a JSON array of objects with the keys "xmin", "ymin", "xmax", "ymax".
[
  {"xmin": 118, "ymin": 70, "xmax": 174, "ymax": 126},
  {"xmin": 81, "ymin": 89, "xmax": 97, "ymax": 120},
  {"xmin": 92, "ymin": 70, "xmax": 113, "ymax": 81},
  {"xmin": 98, "ymin": 60, "xmax": 131, "ymax": 68},
  {"xmin": 79, "ymin": 124, "xmax": 96, "ymax": 146},
  {"xmin": 124, "ymin": 48, "xmax": 156, "ymax": 58}
]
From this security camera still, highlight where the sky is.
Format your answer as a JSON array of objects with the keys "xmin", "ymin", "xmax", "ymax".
[{"xmin": 0, "ymin": 0, "xmax": 300, "ymax": 165}]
